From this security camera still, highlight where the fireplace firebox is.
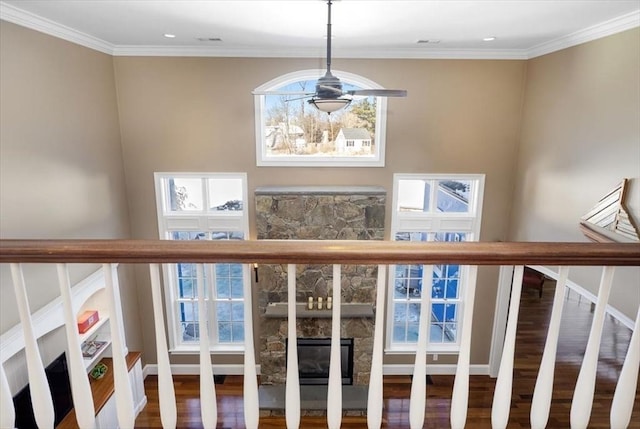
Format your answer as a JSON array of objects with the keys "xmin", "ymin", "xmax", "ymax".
[{"xmin": 288, "ymin": 338, "xmax": 354, "ymax": 385}]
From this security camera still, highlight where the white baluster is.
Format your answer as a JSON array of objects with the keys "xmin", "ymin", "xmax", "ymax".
[
  {"xmin": 0, "ymin": 363, "xmax": 15, "ymax": 429},
  {"xmin": 10, "ymin": 263, "xmax": 54, "ymax": 428},
  {"xmin": 450, "ymin": 265, "xmax": 478, "ymax": 429},
  {"xmin": 410, "ymin": 264, "xmax": 434, "ymax": 429},
  {"xmin": 197, "ymin": 264, "xmax": 217, "ymax": 428},
  {"xmin": 367, "ymin": 265, "xmax": 387, "ymax": 429},
  {"xmin": 570, "ymin": 266, "xmax": 615, "ymax": 429},
  {"xmin": 530, "ymin": 266, "xmax": 569, "ymax": 429},
  {"xmin": 286, "ymin": 263, "xmax": 300, "ymax": 429},
  {"xmin": 104, "ymin": 263, "xmax": 136, "ymax": 429},
  {"xmin": 56, "ymin": 264, "xmax": 96, "ymax": 429},
  {"xmin": 610, "ymin": 304, "xmax": 640, "ymax": 429},
  {"xmin": 491, "ymin": 265, "xmax": 524, "ymax": 429},
  {"xmin": 243, "ymin": 264, "xmax": 259, "ymax": 429},
  {"xmin": 327, "ymin": 264, "xmax": 342, "ymax": 429},
  {"xmin": 149, "ymin": 264, "xmax": 177, "ymax": 428}
]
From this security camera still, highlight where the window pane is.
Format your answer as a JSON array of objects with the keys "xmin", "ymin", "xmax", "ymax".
[
  {"xmin": 430, "ymin": 323, "xmax": 444, "ymax": 343},
  {"xmin": 180, "ymin": 302, "xmax": 199, "ymax": 342},
  {"xmin": 216, "ymin": 277, "xmax": 231, "ymax": 299},
  {"xmin": 436, "ymin": 180, "xmax": 471, "ymax": 213},
  {"xmin": 231, "ymin": 277, "xmax": 243, "ymax": 298},
  {"xmin": 208, "ymin": 178, "xmax": 244, "ymax": 212},
  {"xmin": 393, "ymin": 323, "xmax": 407, "ymax": 342},
  {"xmin": 182, "ymin": 322, "xmax": 199, "ymax": 342},
  {"xmin": 218, "ymin": 322, "xmax": 231, "ymax": 342},
  {"xmin": 216, "ymin": 264, "xmax": 230, "ymax": 277},
  {"xmin": 393, "ymin": 303, "xmax": 407, "ymax": 322},
  {"xmin": 445, "ymin": 303, "xmax": 457, "ymax": 322},
  {"xmin": 408, "ymin": 303, "xmax": 421, "ymax": 324},
  {"xmin": 231, "ymin": 302, "xmax": 244, "ymax": 321},
  {"xmin": 231, "ymin": 322, "xmax": 244, "ymax": 342},
  {"xmin": 444, "ymin": 323, "xmax": 457, "ymax": 342},
  {"xmin": 407, "ymin": 323, "xmax": 419, "ymax": 342},
  {"xmin": 167, "ymin": 178, "xmax": 203, "ymax": 211},
  {"xmin": 432, "ymin": 279, "xmax": 445, "ymax": 299},
  {"xmin": 217, "ymin": 302, "xmax": 231, "ymax": 321},
  {"xmin": 263, "ymin": 80, "xmax": 377, "ymax": 159},
  {"xmin": 397, "ymin": 180, "xmax": 431, "ymax": 212},
  {"xmin": 394, "ymin": 263, "xmax": 419, "ymax": 296},
  {"xmin": 177, "ymin": 263, "xmax": 197, "ymax": 298},
  {"xmin": 172, "ymin": 231, "xmax": 207, "ymax": 240},
  {"xmin": 432, "ymin": 303, "xmax": 445, "ymax": 322}
]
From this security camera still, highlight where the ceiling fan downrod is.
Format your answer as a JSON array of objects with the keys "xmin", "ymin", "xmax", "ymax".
[{"xmin": 326, "ymin": 0, "xmax": 333, "ymax": 73}]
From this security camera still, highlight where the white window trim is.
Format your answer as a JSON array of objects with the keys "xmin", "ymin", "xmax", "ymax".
[
  {"xmin": 386, "ymin": 173, "xmax": 485, "ymax": 353},
  {"xmin": 254, "ymin": 69, "xmax": 388, "ymax": 167},
  {"xmin": 154, "ymin": 172, "xmax": 250, "ymax": 354}
]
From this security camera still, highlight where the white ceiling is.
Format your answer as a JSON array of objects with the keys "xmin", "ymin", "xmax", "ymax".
[{"xmin": 1, "ymin": 0, "xmax": 639, "ymax": 59}]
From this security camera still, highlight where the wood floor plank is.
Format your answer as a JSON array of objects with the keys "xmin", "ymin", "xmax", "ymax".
[{"xmin": 134, "ymin": 280, "xmax": 640, "ymax": 428}]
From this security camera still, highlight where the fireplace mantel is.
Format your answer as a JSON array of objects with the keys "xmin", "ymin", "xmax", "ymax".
[
  {"xmin": 264, "ymin": 302, "xmax": 374, "ymax": 319},
  {"xmin": 255, "ymin": 185, "xmax": 386, "ymax": 195}
]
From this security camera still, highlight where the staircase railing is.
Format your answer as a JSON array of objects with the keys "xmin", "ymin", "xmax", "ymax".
[{"xmin": 1, "ymin": 239, "xmax": 638, "ymax": 429}]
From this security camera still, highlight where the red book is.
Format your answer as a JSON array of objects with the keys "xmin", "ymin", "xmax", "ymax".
[{"xmin": 77, "ymin": 310, "xmax": 99, "ymax": 334}]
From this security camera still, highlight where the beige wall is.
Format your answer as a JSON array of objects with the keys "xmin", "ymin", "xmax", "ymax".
[
  {"xmin": 0, "ymin": 22, "xmax": 142, "ymax": 353},
  {"xmin": 7, "ymin": 20, "xmax": 636, "ymax": 371},
  {"xmin": 509, "ymin": 28, "xmax": 640, "ymax": 319},
  {"xmin": 113, "ymin": 56, "xmax": 526, "ymax": 365}
]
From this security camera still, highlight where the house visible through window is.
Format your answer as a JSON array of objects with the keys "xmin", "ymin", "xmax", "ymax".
[
  {"xmin": 254, "ymin": 69, "xmax": 389, "ymax": 167},
  {"xmin": 154, "ymin": 173, "xmax": 249, "ymax": 352},
  {"xmin": 388, "ymin": 174, "xmax": 485, "ymax": 353}
]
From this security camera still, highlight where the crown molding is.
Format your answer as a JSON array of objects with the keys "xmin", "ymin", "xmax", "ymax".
[
  {"xmin": 2, "ymin": 1, "xmax": 638, "ymax": 60},
  {"xmin": 0, "ymin": 1, "xmax": 114, "ymax": 55},
  {"xmin": 526, "ymin": 10, "xmax": 640, "ymax": 59},
  {"xmin": 112, "ymin": 45, "xmax": 529, "ymax": 60}
]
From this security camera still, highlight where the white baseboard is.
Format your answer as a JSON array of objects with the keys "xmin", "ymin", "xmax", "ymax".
[
  {"xmin": 142, "ymin": 363, "xmax": 489, "ymax": 378},
  {"xmin": 143, "ymin": 363, "xmax": 262, "ymax": 378},
  {"xmin": 383, "ymin": 364, "xmax": 489, "ymax": 376}
]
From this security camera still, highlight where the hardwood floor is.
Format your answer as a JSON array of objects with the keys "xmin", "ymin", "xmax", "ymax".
[{"xmin": 135, "ymin": 279, "xmax": 640, "ymax": 428}]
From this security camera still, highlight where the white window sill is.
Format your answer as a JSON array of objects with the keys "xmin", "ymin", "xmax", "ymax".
[
  {"xmin": 170, "ymin": 344, "xmax": 245, "ymax": 355},
  {"xmin": 384, "ymin": 346, "xmax": 460, "ymax": 355}
]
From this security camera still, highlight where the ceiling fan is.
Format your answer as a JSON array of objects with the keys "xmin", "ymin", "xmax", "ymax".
[{"xmin": 255, "ymin": 0, "xmax": 407, "ymax": 114}]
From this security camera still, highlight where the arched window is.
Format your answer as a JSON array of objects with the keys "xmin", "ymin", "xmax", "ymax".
[{"xmin": 254, "ymin": 69, "xmax": 388, "ymax": 167}]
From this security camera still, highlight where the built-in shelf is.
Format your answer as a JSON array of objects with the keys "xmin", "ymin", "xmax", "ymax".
[
  {"xmin": 79, "ymin": 315, "xmax": 109, "ymax": 343},
  {"xmin": 264, "ymin": 303, "xmax": 374, "ymax": 319}
]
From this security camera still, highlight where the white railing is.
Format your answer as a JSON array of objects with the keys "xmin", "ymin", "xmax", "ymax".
[{"xmin": 0, "ymin": 239, "xmax": 638, "ymax": 429}]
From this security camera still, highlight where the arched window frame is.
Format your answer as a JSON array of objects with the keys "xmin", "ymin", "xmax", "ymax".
[{"xmin": 254, "ymin": 69, "xmax": 388, "ymax": 167}]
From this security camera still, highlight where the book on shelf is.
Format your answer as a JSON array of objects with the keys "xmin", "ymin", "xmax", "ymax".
[{"xmin": 82, "ymin": 340, "xmax": 108, "ymax": 358}]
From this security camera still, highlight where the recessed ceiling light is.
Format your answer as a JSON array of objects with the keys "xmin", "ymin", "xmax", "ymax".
[
  {"xmin": 164, "ymin": 33, "xmax": 176, "ymax": 38},
  {"xmin": 483, "ymin": 36, "xmax": 496, "ymax": 41}
]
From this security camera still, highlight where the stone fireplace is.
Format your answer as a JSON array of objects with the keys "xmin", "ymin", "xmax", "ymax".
[{"xmin": 255, "ymin": 186, "xmax": 386, "ymax": 413}]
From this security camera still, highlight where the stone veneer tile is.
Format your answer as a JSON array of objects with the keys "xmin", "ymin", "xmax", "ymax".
[{"xmin": 255, "ymin": 188, "xmax": 385, "ymax": 389}]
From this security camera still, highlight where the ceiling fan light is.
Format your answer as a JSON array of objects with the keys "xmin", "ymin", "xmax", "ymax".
[{"xmin": 308, "ymin": 98, "xmax": 351, "ymax": 113}]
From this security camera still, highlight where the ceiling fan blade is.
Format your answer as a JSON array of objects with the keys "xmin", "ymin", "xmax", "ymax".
[
  {"xmin": 284, "ymin": 95, "xmax": 314, "ymax": 102},
  {"xmin": 347, "ymin": 89, "xmax": 408, "ymax": 97},
  {"xmin": 317, "ymin": 84, "xmax": 343, "ymax": 95}
]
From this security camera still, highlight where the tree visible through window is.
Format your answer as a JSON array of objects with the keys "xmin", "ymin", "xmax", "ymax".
[
  {"xmin": 254, "ymin": 70, "xmax": 389, "ymax": 166},
  {"xmin": 154, "ymin": 173, "xmax": 249, "ymax": 352}
]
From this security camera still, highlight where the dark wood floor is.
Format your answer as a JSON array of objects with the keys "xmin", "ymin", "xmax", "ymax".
[{"xmin": 135, "ymin": 279, "xmax": 640, "ymax": 428}]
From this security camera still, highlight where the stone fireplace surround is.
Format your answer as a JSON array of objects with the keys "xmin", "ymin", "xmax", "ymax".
[{"xmin": 255, "ymin": 186, "xmax": 386, "ymax": 414}]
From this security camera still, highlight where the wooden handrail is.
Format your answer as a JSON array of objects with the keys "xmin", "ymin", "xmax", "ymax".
[{"xmin": 0, "ymin": 239, "xmax": 638, "ymax": 266}]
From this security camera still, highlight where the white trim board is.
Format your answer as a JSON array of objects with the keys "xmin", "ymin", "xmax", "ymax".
[
  {"xmin": 0, "ymin": 267, "xmax": 107, "ymax": 364},
  {"xmin": 1, "ymin": 2, "xmax": 638, "ymax": 60},
  {"xmin": 141, "ymin": 363, "xmax": 489, "ymax": 379},
  {"xmin": 529, "ymin": 265, "xmax": 635, "ymax": 331}
]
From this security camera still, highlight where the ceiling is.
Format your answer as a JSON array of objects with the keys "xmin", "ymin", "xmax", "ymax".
[{"xmin": 1, "ymin": 0, "xmax": 639, "ymax": 59}]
